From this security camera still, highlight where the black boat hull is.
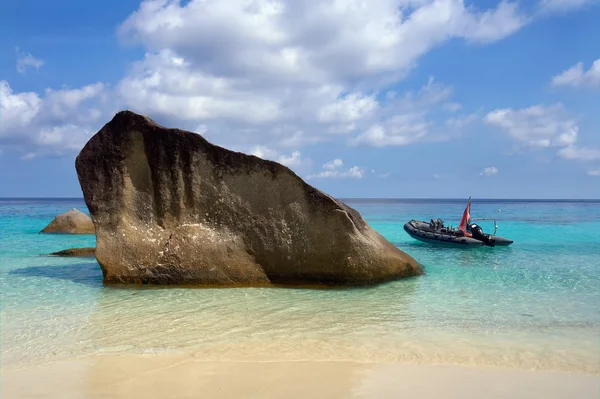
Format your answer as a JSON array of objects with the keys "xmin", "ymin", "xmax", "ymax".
[{"xmin": 403, "ymin": 220, "xmax": 513, "ymax": 247}]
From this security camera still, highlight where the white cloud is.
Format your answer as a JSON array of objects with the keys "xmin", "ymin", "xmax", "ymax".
[
  {"xmin": 538, "ymin": 0, "xmax": 599, "ymax": 14},
  {"xmin": 308, "ymin": 160, "xmax": 365, "ymax": 179},
  {"xmin": 118, "ymin": 0, "xmax": 527, "ymax": 84},
  {"xmin": 0, "ymin": 80, "xmax": 109, "ymax": 153},
  {"xmin": 44, "ymin": 83, "xmax": 106, "ymax": 120},
  {"xmin": 16, "ymin": 48, "xmax": 44, "ymax": 74},
  {"xmin": 108, "ymin": 0, "xmax": 531, "ymax": 152},
  {"xmin": 244, "ymin": 145, "xmax": 312, "ymax": 173},
  {"xmin": 484, "ymin": 104, "xmax": 580, "ymax": 149},
  {"xmin": 20, "ymin": 152, "xmax": 37, "ymax": 161},
  {"xmin": 557, "ymin": 146, "xmax": 600, "ymax": 161},
  {"xmin": 194, "ymin": 124, "xmax": 208, "ymax": 135},
  {"xmin": 114, "ymin": 49, "xmax": 384, "ymax": 147},
  {"xmin": 318, "ymin": 93, "xmax": 378, "ymax": 126},
  {"xmin": 351, "ymin": 118, "xmax": 429, "ymax": 147},
  {"xmin": 278, "ymin": 130, "xmax": 322, "ymax": 148},
  {"xmin": 551, "ymin": 59, "xmax": 600, "ymax": 88},
  {"xmin": 278, "ymin": 151, "xmax": 311, "ymax": 169},
  {"xmin": 0, "ymin": 81, "xmax": 41, "ymax": 133},
  {"xmin": 310, "ymin": 165, "xmax": 365, "ymax": 179},
  {"xmin": 484, "ymin": 103, "xmax": 600, "ymax": 163},
  {"xmin": 588, "ymin": 169, "xmax": 600, "ymax": 176},
  {"xmin": 350, "ymin": 77, "xmax": 451, "ymax": 147},
  {"xmin": 453, "ymin": 1, "xmax": 529, "ymax": 43},
  {"xmin": 347, "ymin": 166, "xmax": 365, "ymax": 179},
  {"xmin": 369, "ymin": 169, "xmax": 391, "ymax": 178},
  {"xmin": 116, "ymin": 50, "xmax": 282, "ymax": 124},
  {"xmin": 480, "ymin": 166, "xmax": 498, "ymax": 176},
  {"xmin": 245, "ymin": 145, "xmax": 312, "ymax": 172},
  {"xmin": 433, "ymin": 173, "xmax": 442, "ymax": 179},
  {"xmin": 443, "ymin": 102, "xmax": 462, "ymax": 112},
  {"xmin": 0, "ymin": 0, "xmax": 539, "ymax": 158},
  {"xmin": 445, "ymin": 111, "xmax": 479, "ymax": 129},
  {"xmin": 250, "ymin": 145, "xmax": 278, "ymax": 160},
  {"xmin": 323, "ymin": 158, "xmax": 343, "ymax": 170},
  {"xmin": 552, "ymin": 127, "xmax": 578, "ymax": 146},
  {"xmin": 118, "ymin": 41, "xmax": 457, "ymax": 150}
]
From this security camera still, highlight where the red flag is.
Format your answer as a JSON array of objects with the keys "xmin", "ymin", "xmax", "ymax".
[{"xmin": 459, "ymin": 197, "xmax": 472, "ymax": 237}]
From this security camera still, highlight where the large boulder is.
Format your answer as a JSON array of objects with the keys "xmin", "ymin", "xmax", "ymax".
[
  {"xmin": 40, "ymin": 208, "xmax": 95, "ymax": 234},
  {"xmin": 75, "ymin": 110, "xmax": 422, "ymax": 286}
]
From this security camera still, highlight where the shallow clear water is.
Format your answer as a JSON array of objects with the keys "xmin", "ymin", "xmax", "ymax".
[{"xmin": 1, "ymin": 198, "xmax": 599, "ymax": 373}]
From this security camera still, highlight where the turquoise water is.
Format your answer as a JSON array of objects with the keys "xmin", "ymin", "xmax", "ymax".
[{"xmin": 1, "ymin": 198, "xmax": 599, "ymax": 373}]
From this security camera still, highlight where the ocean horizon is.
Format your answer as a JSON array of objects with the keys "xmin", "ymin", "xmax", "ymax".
[
  {"xmin": 2, "ymin": 197, "xmax": 600, "ymax": 202},
  {"xmin": 2, "ymin": 197, "xmax": 599, "ymax": 374}
]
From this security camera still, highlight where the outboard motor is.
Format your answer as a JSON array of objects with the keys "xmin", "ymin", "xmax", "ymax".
[{"xmin": 469, "ymin": 223, "xmax": 496, "ymax": 247}]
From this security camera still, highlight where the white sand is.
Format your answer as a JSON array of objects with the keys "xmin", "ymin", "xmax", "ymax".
[{"xmin": 2, "ymin": 354, "xmax": 598, "ymax": 398}]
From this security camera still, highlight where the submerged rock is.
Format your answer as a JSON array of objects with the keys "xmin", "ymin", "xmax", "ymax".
[
  {"xmin": 40, "ymin": 208, "xmax": 95, "ymax": 234},
  {"xmin": 75, "ymin": 110, "xmax": 422, "ymax": 286},
  {"xmin": 50, "ymin": 247, "xmax": 96, "ymax": 257}
]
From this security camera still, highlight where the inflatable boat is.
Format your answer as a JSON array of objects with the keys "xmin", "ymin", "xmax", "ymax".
[{"xmin": 403, "ymin": 198, "xmax": 513, "ymax": 247}]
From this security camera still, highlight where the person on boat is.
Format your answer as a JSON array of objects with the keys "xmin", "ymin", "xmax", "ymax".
[{"xmin": 469, "ymin": 222, "xmax": 496, "ymax": 246}]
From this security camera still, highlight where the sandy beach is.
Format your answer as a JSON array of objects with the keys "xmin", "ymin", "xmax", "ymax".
[{"xmin": 3, "ymin": 354, "xmax": 598, "ymax": 399}]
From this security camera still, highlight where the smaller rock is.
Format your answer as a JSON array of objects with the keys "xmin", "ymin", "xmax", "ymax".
[
  {"xmin": 49, "ymin": 247, "xmax": 96, "ymax": 257},
  {"xmin": 41, "ymin": 208, "xmax": 95, "ymax": 234}
]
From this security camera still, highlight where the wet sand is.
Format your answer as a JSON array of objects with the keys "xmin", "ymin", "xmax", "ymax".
[{"xmin": 2, "ymin": 354, "xmax": 598, "ymax": 398}]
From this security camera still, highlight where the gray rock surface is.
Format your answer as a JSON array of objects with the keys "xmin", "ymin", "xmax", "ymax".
[
  {"xmin": 75, "ymin": 110, "xmax": 422, "ymax": 286},
  {"xmin": 40, "ymin": 208, "xmax": 95, "ymax": 234}
]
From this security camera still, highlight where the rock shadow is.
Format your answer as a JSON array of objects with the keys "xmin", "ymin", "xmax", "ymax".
[{"xmin": 10, "ymin": 262, "xmax": 103, "ymax": 288}]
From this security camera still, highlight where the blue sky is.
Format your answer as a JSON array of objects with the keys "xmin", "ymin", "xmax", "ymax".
[{"xmin": 1, "ymin": 0, "xmax": 599, "ymax": 199}]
